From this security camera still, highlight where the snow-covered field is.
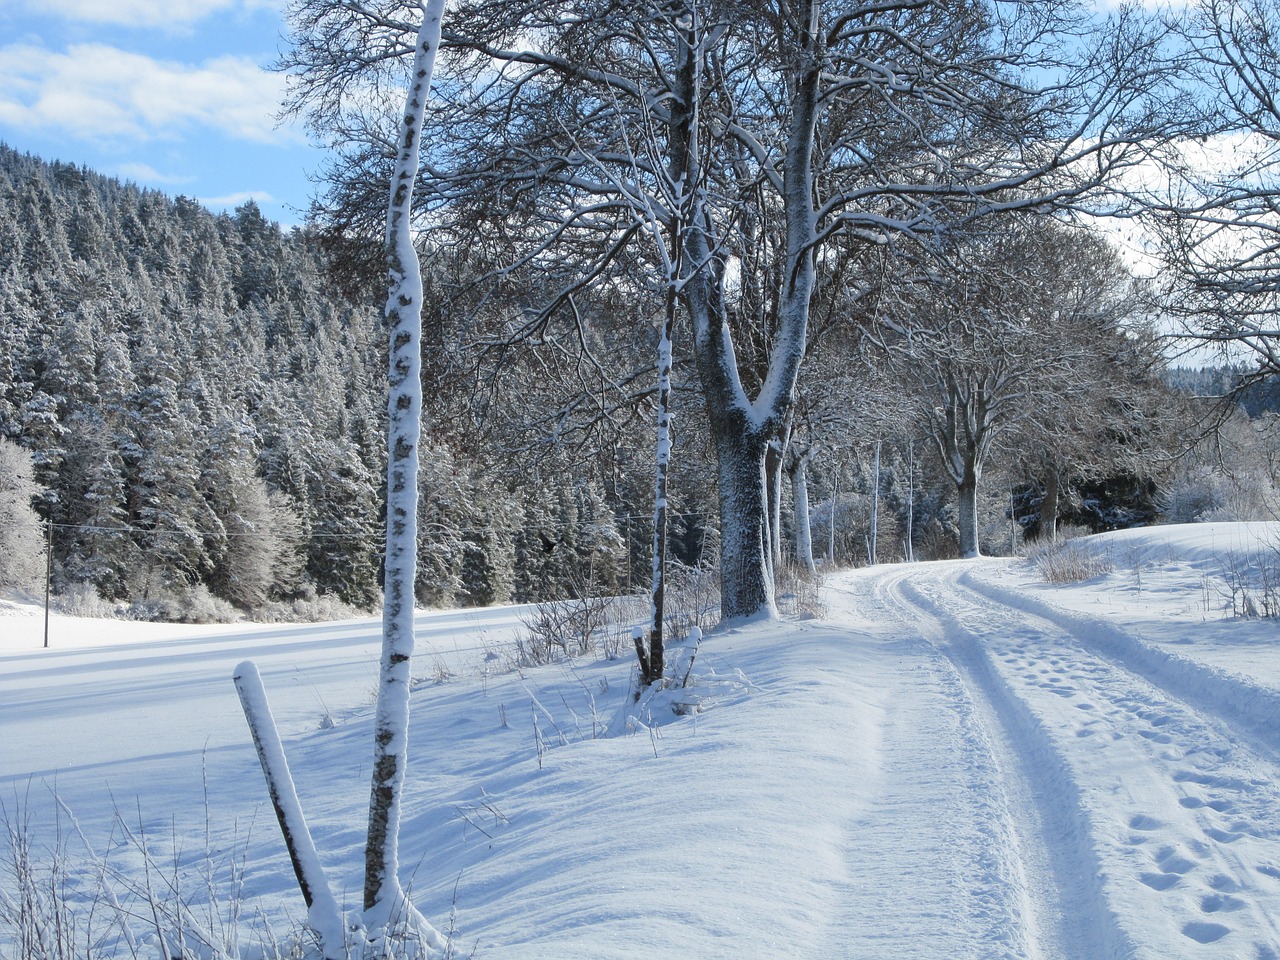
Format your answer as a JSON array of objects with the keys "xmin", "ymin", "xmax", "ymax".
[{"xmin": 3, "ymin": 522, "xmax": 1280, "ymax": 959}]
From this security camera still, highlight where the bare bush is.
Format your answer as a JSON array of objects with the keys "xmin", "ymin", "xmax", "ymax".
[
  {"xmin": 776, "ymin": 561, "xmax": 826, "ymax": 620},
  {"xmin": 0, "ymin": 798, "xmax": 291, "ymax": 960},
  {"xmin": 1217, "ymin": 547, "xmax": 1280, "ymax": 619},
  {"xmin": 663, "ymin": 562, "xmax": 720, "ymax": 640},
  {"xmin": 514, "ymin": 593, "xmax": 611, "ymax": 666},
  {"xmin": 1028, "ymin": 538, "xmax": 1115, "ymax": 584}
]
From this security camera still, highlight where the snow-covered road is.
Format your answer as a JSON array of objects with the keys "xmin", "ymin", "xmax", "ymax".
[
  {"xmin": 4, "ymin": 524, "xmax": 1279, "ymax": 959},
  {"xmin": 840, "ymin": 558, "xmax": 1280, "ymax": 960}
]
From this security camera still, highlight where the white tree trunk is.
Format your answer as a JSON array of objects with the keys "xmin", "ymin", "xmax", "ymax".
[
  {"xmin": 766, "ymin": 438, "xmax": 785, "ymax": 576},
  {"xmin": 790, "ymin": 453, "xmax": 816, "ymax": 574},
  {"xmin": 644, "ymin": 286, "xmax": 675, "ymax": 685},
  {"xmin": 869, "ymin": 439, "xmax": 881, "ymax": 565},
  {"xmin": 364, "ymin": 2, "xmax": 446, "ymax": 947},
  {"xmin": 828, "ymin": 469, "xmax": 839, "ymax": 565},
  {"xmin": 905, "ymin": 439, "xmax": 915, "ymax": 563}
]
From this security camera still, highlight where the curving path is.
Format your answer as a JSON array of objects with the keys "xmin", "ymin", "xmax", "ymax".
[{"xmin": 829, "ymin": 560, "xmax": 1280, "ymax": 959}]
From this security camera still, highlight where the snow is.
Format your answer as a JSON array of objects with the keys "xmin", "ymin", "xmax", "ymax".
[{"xmin": 4, "ymin": 522, "xmax": 1280, "ymax": 958}]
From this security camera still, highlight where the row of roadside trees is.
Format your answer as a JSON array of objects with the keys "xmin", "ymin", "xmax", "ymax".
[{"xmin": 280, "ymin": 0, "xmax": 1280, "ymax": 618}]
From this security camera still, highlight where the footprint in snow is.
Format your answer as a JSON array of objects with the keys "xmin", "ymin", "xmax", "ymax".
[
  {"xmin": 1200, "ymin": 893, "xmax": 1245, "ymax": 913},
  {"xmin": 1209, "ymin": 874, "xmax": 1242, "ymax": 893},
  {"xmin": 1180, "ymin": 796, "xmax": 1235, "ymax": 813},
  {"xmin": 1139, "ymin": 872, "xmax": 1180, "ymax": 891},
  {"xmin": 1130, "ymin": 814, "xmax": 1164, "ymax": 831},
  {"xmin": 1155, "ymin": 846, "xmax": 1197, "ymax": 875},
  {"xmin": 1182, "ymin": 921, "xmax": 1231, "ymax": 944},
  {"xmin": 1139, "ymin": 729, "xmax": 1174, "ymax": 744}
]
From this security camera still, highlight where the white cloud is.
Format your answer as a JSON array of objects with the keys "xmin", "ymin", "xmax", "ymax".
[
  {"xmin": 23, "ymin": 0, "xmax": 280, "ymax": 29},
  {"xmin": 0, "ymin": 42, "xmax": 300, "ymax": 145},
  {"xmin": 197, "ymin": 189, "xmax": 275, "ymax": 209},
  {"xmin": 115, "ymin": 162, "xmax": 195, "ymax": 185}
]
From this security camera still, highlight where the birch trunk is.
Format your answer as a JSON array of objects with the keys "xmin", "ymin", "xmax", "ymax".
[
  {"xmin": 645, "ymin": 284, "xmax": 675, "ymax": 685},
  {"xmin": 364, "ymin": 0, "xmax": 444, "ymax": 938},
  {"xmin": 790, "ymin": 453, "xmax": 816, "ymax": 574}
]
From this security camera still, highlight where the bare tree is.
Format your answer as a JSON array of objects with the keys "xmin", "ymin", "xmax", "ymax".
[
  {"xmin": 1147, "ymin": 0, "xmax": 1280, "ymax": 375},
  {"xmin": 285, "ymin": 0, "xmax": 1182, "ymax": 619},
  {"xmin": 873, "ymin": 218, "xmax": 1158, "ymax": 557},
  {"xmin": 0, "ymin": 438, "xmax": 44, "ymax": 590}
]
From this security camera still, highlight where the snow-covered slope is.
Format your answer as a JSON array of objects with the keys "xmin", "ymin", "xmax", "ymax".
[{"xmin": 2, "ymin": 522, "xmax": 1279, "ymax": 958}]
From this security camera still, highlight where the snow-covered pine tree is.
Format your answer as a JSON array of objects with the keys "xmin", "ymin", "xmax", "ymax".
[{"xmin": 0, "ymin": 438, "xmax": 45, "ymax": 590}]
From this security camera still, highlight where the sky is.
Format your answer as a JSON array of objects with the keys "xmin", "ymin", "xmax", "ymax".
[
  {"xmin": 0, "ymin": 0, "xmax": 325, "ymax": 225},
  {"xmin": 0, "ymin": 0, "xmax": 1192, "ymax": 237}
]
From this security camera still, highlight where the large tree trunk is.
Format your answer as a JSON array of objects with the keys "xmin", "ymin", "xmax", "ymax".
[
  {"xmin": 673, "ymin": 1, "xmax": 817, "ymax": 622},
  {"xmin": 1041, "ymin": 469, "xmax": 1060, "ymax": 542},
  {"xmin": 956, "ymin": 458, "xmax": 982, "ymax": 559},
  {"xmin": 712, "ymin": 412, "xmax": 775, "ymax": 619}
]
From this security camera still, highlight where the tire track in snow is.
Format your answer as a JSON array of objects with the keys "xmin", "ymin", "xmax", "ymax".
[
  {"xmin": 866, "ymin": 565, "xmax": 1130, "ymax": 960},
  {"xmin": 900, "ymin": 564, "xmax": 1280, "ymax": 959},
  {"xmin": 822, "ymin": 573, "xmax": 1049, "ymax": 958},
  {"xmin": 963, "ymin": 569, "xmax": 1280, "ymax": 759}
]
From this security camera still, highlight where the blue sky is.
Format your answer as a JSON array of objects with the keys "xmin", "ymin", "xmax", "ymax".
[
  {"xmin": 0, "ymin": 0, "xmax": 325, "ymax": 225},
  {"xmin": 0, "ymin": 0, "xmax": 1168, "ymax": 232}
]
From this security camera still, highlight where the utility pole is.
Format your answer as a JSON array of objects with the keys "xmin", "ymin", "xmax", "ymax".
[{"xmin": 44, "ymin": 515, "xmax": 52, "ymax": 649}]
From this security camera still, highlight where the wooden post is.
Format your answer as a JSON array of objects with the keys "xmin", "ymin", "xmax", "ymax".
[{"xmin": 233, "ymin": 661, "xmax": 344, "ymax": 958}]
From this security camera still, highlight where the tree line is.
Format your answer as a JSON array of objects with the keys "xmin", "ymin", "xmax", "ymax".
[
  {"xmin": 3, "ymin": 136, "xmax": 1275, "ymax": 620},
  {"xmin": 279, "ymin": 0, "xmax": 1280, "ymax": 620},
  {"xmin": 4, "ymin": 0, "xmax": 1280, "ymax": 622}
]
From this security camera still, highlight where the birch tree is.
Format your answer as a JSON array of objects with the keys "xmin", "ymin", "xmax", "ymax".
[
  {"xmin": 289, "ymin": 0, "xmax": 451, "ymax": 948},
  {"xmin": 287, "ymin": 0, "xmax": 1181, "ymax": 620}
]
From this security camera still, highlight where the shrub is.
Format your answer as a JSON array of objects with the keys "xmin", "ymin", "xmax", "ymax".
[{"xmin": 1029, "ymin": 537, "xmax": 1115, "ymax": 584}]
